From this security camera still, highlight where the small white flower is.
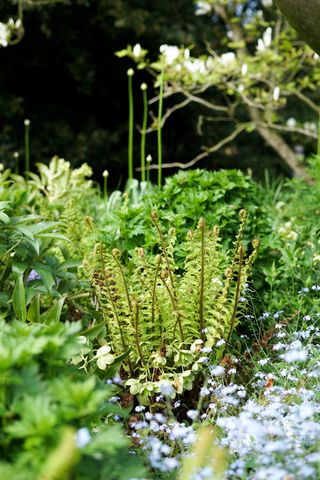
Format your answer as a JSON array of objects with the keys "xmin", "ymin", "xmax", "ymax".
[
  {"xmin": 241, "ymin": 63, "xmax": 248, "ymax": 76},
  {"xmin": 76, "ymin": 427, "xmax": 91, "ymax": 448},
  {"xmin": 95, "ymin": 345, "xmax": 115, "ymax": 370},
  {"xmin": 159, "ymin": 44, "xmax": 180, "ymax": 65},
  {"xmin": 132, "ymin": 43, "xmax": 142, "ymax": 58},
  {"xmin": 0, "ymin": 22, "xmax": 9, "ymax": 47},
  {"xmin": 186, "ymin": 409, "xmax": 199, "ymax": 420},
  {"xmin": 220, "ymin": 52, "xmax": 236, "ymax": 67},
  {"xmin": 283, "ymin": 349, "xmax": 308, "ymax": 363},
  {"xmin": 257, "ymin": 27, "xmax": 272, "ymax": 51},
  {"xmin": 210, "ymin": 365, "xmax": 225, "ymax": 377},
  {"xmin": 159, "ymin": 381, "xmax": 174, "ymax": 396},
  {"xmin": 287, "ymin": 117, "xmax": 296, "ymax": 128},
  {"xmin": 273, "ymin": 86, "xmax": 280, "ymax": 101},
  {"xmin": 262, "ymin": 0, "xmax": 273, "ymax": 7},
  {"xmin": 195, "ymin": 1, "xmax": 211, "ymax": 16}
]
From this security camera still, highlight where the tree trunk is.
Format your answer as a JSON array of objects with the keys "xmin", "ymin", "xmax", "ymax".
[
  {"xmin": 274, "ymin": 0, "xmax": 320, "ymax": 54},
  {"xmin": 248, "ymin": 106, "xmax": 313, "ymax": 182}
]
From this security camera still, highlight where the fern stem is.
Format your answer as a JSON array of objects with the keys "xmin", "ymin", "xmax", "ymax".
[
  {"xmin": 98, "ymin": 247, "xmax": 133, "ymax": 374},
  {"xmin": 132, "ymin": 299, "xmax": 145, "ymax": 366},
  {"xmin": 112, "ymin": 249, "xmax": 132, "ymax": 313},
  {"xmin": 152, "ymin": 255, "xmax": 161, "ymax": 337},
  {"xmin": 199, "ymin": 218, "xmax": 205, "ymax": 340},
  {"xmin": 226, "ymin": 245, "xmax": 244, "ymax": 344},
  {"xmin": 151, "ymin": 212, "xmax": 184, "ymax": 343},
  {"xmin": 160, "ymin": 274, "xmax": 184, "ymax": 343}
]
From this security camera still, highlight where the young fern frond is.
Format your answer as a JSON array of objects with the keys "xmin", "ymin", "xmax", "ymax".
[{"xmin": 86, "ymin": 212, "xmax": 258, "ymax": 398}]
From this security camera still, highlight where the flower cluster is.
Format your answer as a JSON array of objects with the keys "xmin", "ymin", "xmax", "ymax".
[{"xmin": 128, "ymin": 307, "xmax": 320, "ymax": 479}]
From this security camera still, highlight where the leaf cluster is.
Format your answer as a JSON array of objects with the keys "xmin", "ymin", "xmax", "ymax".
[{"xmin": 86, "ymin": 209, "xmax": 258, "ymax": 401}]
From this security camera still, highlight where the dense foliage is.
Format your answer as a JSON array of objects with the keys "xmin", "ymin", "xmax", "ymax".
[
  {"xmin": 1, "ymin": 1, "xmax": 320, "ymax": 478},
  {"xmin": 1, "ymin": 155, "xmax": 320, "ymax": 477}
]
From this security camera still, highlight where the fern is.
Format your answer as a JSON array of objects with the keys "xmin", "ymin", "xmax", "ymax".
[{"xmin": 85, "ymin": 211, "xmax": 259, "ymax": 399}]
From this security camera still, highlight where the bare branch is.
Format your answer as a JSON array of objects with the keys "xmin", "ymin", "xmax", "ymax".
[
  {"xmin": 136, "ymin": 124, "xmax": 246, "ymax": 171},
  {"xmin": 255, "ymin": 121, "xmax": 318, "ymax": 139},
  {"xmin": 291, "ymin": 89, "xmax": 320, "ymax": 114}
]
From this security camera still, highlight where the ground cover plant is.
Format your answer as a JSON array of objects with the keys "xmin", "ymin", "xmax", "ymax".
[{"xmin": 1, "ymin": 153, "xmax": 320, "ymax": 479}]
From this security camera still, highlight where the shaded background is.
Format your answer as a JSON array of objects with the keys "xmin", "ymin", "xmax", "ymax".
[{"xmin": 0, "ymin": 0, "xmax": 307, "ymax": 187}]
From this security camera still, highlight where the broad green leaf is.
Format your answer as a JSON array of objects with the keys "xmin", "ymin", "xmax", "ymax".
[
  {"xmin": 27, "ymin": 295, "xmax": 41, "ymax": 323},
  {"xmin": 34, "ymin": 264, "xmax": 56, "ymax": 292},
  {"xmin": 0, "ymin": 211, "xmax": 10, "ymax": 224},
  {"xmin": 13, "ymin": 275, "xmax": 27, "ymax": 322},
  {"xmin": 40, "ymin": 297, "xmax": 65, "ymax": 324},
  {"xmin": 78, "ymin": 322, "xmax": 107, "ymax": 341}
]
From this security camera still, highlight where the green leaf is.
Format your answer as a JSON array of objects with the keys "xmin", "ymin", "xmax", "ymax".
[
  {"xmin": 13, "ymin": 275, "xmax": 27, "ymax": 322},
  {"xmin": 78, "ymin": 322, "xmax": 107, "ymax": 341},
  {"xmin": 27, "ymin": 294, "xmax": 41, "ymax": 323},
  {"xmin": 40, "ymin": 297, "xmax": 65, "ymax": 324},
  {"xmin": 34, "ymin": 264, "xmax": 56, "ymax": 292},
  {"xmin": 0, "ymin": 211, "xmax": 10, "ymax": 224}
]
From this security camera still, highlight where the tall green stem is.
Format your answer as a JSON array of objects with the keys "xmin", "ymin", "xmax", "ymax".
[
  {"xmin": 317, "ymin": 111, "xmax": 320, "ymax": 157},
  {"xmin": 157, "ymin": 64, "xmax": 164, "ymax": 187},
  {"xmin": 199, "ymin": 218, "xmax": 205, "ymax": 340},
  {"xmin": 127, "ymin": 68, "xmax": 134, "ymax": 180},
  {"xmin": 140, "ymin": 83, "xmax": 148, "ymax": 182},
  {"xmin": 18, "ymin": 0, "xmax": 23, "ymax": 21},
  {"xmin": 24, "ymin": 119, "xmax": 30, "ymax": 173},
  {"xmin": 103, "ymin": 170, "xmax": 109, "ymax": 201}
]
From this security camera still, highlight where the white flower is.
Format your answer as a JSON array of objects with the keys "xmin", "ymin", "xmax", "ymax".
[
  {"xmin": 159, "ymin": 381, "xmax": 174, "ymax": 396},
  {"xmin": 241, "ymin": 63, "xmax": 248, "ymax": 76},
  {"xmin": 283, "ymin": 349, "xmax": 308, "ymax": 363},
  {"xmin": 220, "ymin": 52, "xmax": 236, "ymax": 67},
  {"xmin": 0, "ymin": 22, "xmax": 9, "ymax": 47},
  {"xmin": 287, "ymin": 117, "xmax": 296, "ymax": 128},
  {"xmin": 257, "ymin": 27, "xmax": 272, "ymax": 51},
  {"xmin": 195, "ymin": 1, "xmax": 212, "ymax": 15},
  {"xmin": 159, "ymin": 44, "xmax": 180, "ymax": 65},
  {"xmin": 210, "ymin": 365, "xmax": 225, "ymax": 376},
  {"xmin": 184, "ymin": 58, "xmax": 206, "ymax": 74},
  {"xmin": 186, "ymin": 409, "xmax": 199, "ymax": 420},
  {"xmin": 95, "ymin": 345, "xmax": 115, "ymax": 370},
  {"xmin": 76, "ymin": 427, "xmax": 91, "ymax": 448},
  {"xmin": 273, "ymin": 86, "xmax": 280, "ymax": 101},
  {"xmin": 132, "ymin": 43, "xmax": 142, "ymax": 58},
  {"xmin": 262, "ymin": 0, "xmax": 273, "ymax": 7}
]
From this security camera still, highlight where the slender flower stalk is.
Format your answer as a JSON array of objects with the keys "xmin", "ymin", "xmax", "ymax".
[
  {"xmin": 24, "ymin": 119, "xmax": 30, "ymax": 173},
  {"xmin": 157, "ymin": 63, "xmax": 164, "ymax": 187},
  {"xmin": 13, "ymin": 151, "xmax": 19, "ymax": 174},
  {"xmin": 317, "ymin": 111, "xmax": 320, "ymax": 157},
  {"xmin": 146, "ymin": 154, "xmax": 152, "ymax": 183},
  {"xmin": 103, "ymin": 170, "xmax": 109, "ymax": 201},
  {"xmin": 140, "ymin": 83, "xmax": 148, "ymax": 182},
  {"xmin": 127, "ymin": 68, "xmax": 134, "ymax": 181}
]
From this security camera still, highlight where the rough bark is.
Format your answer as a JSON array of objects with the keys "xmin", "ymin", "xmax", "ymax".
[
  {"xmin": 248, "ymin": 106, "xmax": 313, "ymax": 181},
  {"xmin": 274, "ymin": 0, "xmax": 320, "ymax": 54}
]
